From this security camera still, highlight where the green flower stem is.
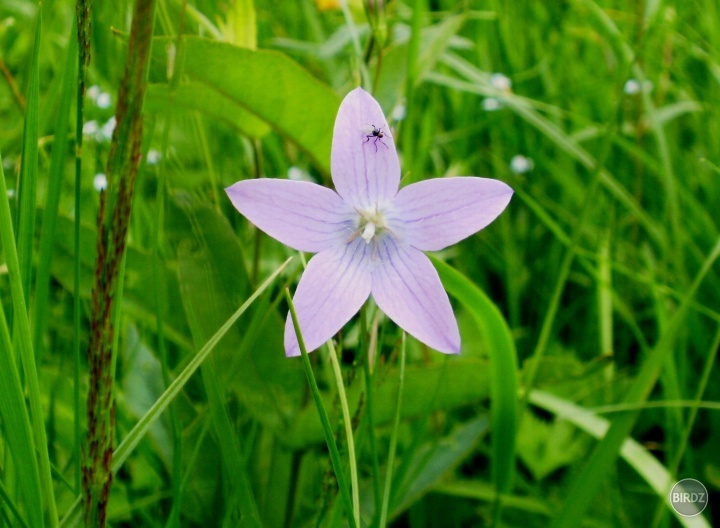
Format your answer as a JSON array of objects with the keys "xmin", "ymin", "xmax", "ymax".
[
  {"xmin": 284, "ymin": 289, "xmax": 357, "ymax": 528},
  {"xmin": 326, "ymin": 339, "xmax": 360, "ymax": 528},
  {"xmin": 379, "ymin": 332, "xmax": 406, "ymax": 528},
  {"xmin": 360, "ymin": 308, "xmax": 382, "ymax": 512}
]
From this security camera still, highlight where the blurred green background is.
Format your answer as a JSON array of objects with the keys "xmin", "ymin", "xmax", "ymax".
[{"xmin": 0, "ymin": 0, "xmax": 719, "ymax": 526}]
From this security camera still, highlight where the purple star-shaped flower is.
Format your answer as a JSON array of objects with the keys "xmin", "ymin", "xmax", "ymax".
[{"xmin": 226, "ymin": 88, "xmax": 513, "ymax": 357}]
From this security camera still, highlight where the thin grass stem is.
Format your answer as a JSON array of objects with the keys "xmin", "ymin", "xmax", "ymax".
[
  {"xmin": 284, "ymin": 289, "xmax": 357, "ymax": 528},
  {"xmin": 379, "ymin": 332, "xmax": 406, "ymax": 528},
  {"xmin": 326, "ymin": 339, "xmax": 360, "ymax": 528}
]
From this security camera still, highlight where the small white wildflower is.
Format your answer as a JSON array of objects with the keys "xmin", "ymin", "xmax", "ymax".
[
  {"xmin": 86, "ymin": 85, "xmax": 101, "ymax": 101},
  {"xmin": 100, "ymin": 117, "xmax": 116, "ymax": 141},
  {"xmin": 287, "ymin": 166, "xmax": 315, "ymax": 182},
  {"xmin": 96, "ymin": 92, "xmax": 112, "ymax": 109},
  {"xmin": 146, "ymin": 149, "xmax": 161, "ymax": 165},
  {"xmin": 93, "ymin": 173, "xmax": 108, "ymax": 192},
  {"xmin": 624, "ymin": 79, "xmax": 641, "ymax": 95},
  {"xmin": 490, "ymin": 73, "xmax": 512, "ymax": 92},
  {"xmin": 482, "ymin": 97, "xmax": 502, "ymax": 112},
  {"xmin": 510, "ymin": 155, "xmax": 534, "ymax": 174},
  {"xmin": 6, "ymin": 188, "xmax": 16, "ymax": 198},
  {"xmin": 391, "ymin": 103, "xmax": 406, "ymax": 122},
  {"xmin": 83, "ymin": 120, "xmax": 99, "ymax": 136}
]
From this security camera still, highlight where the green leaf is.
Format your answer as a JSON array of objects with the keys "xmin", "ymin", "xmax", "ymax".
[
  {"xmin": 391, "ymin": 417, "xmax": 489, "ymax": 516},
  {"xmin": 155, "ymin": 37, "xmax": 340, "ymax": 172},
  {"xmin": 144, "ymin": 82, "xmax": 271, "ymax": 138},
  {"xmin": 431, "ymin": 257, "xmax": 518, "ymax": 496},
  {"xmin": 285, "ymin": 357, "xmax": 490, "ymax": 449}
]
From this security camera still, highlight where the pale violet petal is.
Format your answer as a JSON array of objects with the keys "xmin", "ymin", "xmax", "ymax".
[
  {"xmin": 285, "ymin": 240, "xmax": 373, "ymax": 357},
  {"xmin": 225, "ymin": 179, "xmax": 355, "ymax": 253},
  {"xmin": 390, "ymin": 177, "xmax": 513, "ymax": 251},
  {"xmin": 331, "ymin": 87, "xmax": 400, "ymax": 210},
  {"xmin": 371, "ymin": 239, "xmax": 460, "ymax": 354}
]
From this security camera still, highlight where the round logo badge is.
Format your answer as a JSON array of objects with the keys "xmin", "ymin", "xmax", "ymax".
[{"xmin": 669, "ymin": 478, "xmax": 709, "ymax": 517}]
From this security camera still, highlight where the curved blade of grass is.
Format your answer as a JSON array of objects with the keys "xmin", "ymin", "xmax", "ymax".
[
  {"xmin": 57, "ymin": 257, "xmax": 292, "ymax": 527},
  {"xmin": 0, "ymin": 153, "xmax": 45, "ymax": 528},
  {"xmin": 530, "ymin": 390, "xmax": 710, "ymax": 528},
  {"xmin": 430, "ymin": 258, "xmax": 518, "ymax": 499},
  {"xmin": 551, "ymin": 238, "xmax": 720, "ymax": 528},
  {"xmin": 428, "ymin": 56, "xmax": 664, "ymax": 246},
  {"xmin": 179, "ymin": 244, "xmax": 262, "ymax": 527}
]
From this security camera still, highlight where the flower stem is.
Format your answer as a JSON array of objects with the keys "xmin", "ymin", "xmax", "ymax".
[
  {"xmin": 326, "ymin": 340, "xmax": 360, "ymax": 528},
  {"xmin": 284, "ymin": 289, "xmax": 357, "ymax": 528},
  {"xmin": 379, "ymin": 332, "xmax": 406, "ymax": 527}
]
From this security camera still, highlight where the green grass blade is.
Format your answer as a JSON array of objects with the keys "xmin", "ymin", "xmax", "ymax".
[
  {"xmin": 15, "ymin": 7, "xmax": 41, "ymax": 301},
  {"xmin": 0, "ymin": 153, "xmax": 45, "ymax": 528},
  {"xmin": 182, "ymin": 280, "xmax": 263, "ymax": 526},
  {"xmin": 550, "ymin": 238, "xmax": 720, "ymax": 528},
  {"xmin": 33, "ymin": 27, "xmax": 77, "ymax": 357},
  {"xmin": 431, "ymin": 258, "xmax": 518, "ymax": 499},
  {"xmin": 0, "ymin": 477, "xmax": 30, "ymax": 528},
  {"xmin": 57, "ymin": 257, "xmax": 292, "ymax": 527},
  {"xmin": 530, "ymin": 390, "xmax": 711, "ymax": 528}
]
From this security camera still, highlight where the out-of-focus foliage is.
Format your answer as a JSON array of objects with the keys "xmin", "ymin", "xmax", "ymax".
[{"xmin": 0, "ymin": 0, "xmax": 718, "ymax": 526}]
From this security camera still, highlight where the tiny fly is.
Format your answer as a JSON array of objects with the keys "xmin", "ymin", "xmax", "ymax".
[{"xmin": 361, "ymin": 124, "xmax": 389, "ymax": 152}]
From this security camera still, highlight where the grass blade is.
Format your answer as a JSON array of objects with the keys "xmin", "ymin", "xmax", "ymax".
[
  {"xmin": 550, "ymin": 238, "xmax": 720, "ymax": 528},
  {"xmin": 34, "ymin": 27, "xmax": 77, "ymax": 358},
  {"xmin": 58, "ymin": 257, "xmax": 292, "ymax": 527},
  {"xmin": 530, "ymin": 390, "xmax": 711, "ymax": 528},
  {"xmin": 0, "ymin": 153, "xmax": 46, "ymax": 528},
  {"xmin": 15, "ymin": 6, "xmax": 41, "ymax": 301},
  {"xmin": 431, "ymin": 259, "xmax": 518, "ymax": 508}
]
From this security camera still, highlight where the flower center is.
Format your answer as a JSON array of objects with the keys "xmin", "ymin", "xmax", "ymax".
[
  {"xmin": 346, "ymin": 206, "xmax": 391, "ymax": 249},
  {"xmin": 357, "ymin": 207, "xmax": 387, "ymax": 244}
]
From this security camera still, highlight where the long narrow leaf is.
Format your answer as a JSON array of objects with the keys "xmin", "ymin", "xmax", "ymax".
[
  {"xmin": 431, "ymin": 258, "xmax": 518, "ymax": 498},
  {"xmin": 0, "ymin": 153, "xmax": 45, "ymax": 528}
]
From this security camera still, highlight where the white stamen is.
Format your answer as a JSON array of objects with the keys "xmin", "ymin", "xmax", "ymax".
[{"xmin": 361, "ymin": 222, "xmax": 376, "ymax": 243}]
